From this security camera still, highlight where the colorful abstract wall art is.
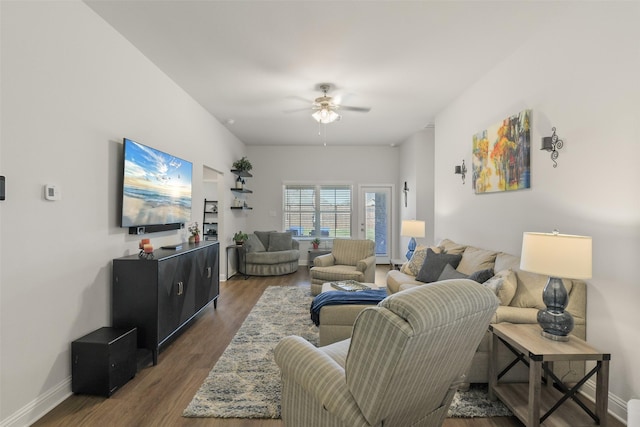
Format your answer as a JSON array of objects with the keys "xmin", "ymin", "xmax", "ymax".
[{"xmin": 472, "ymin": 110, "xmax": 531, "ymax": 194}]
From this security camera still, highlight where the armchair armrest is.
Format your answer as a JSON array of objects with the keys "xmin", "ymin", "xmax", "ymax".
[
  {"xmin": 274, "ymin": 336, "xmax": 368, "ymax": 425},
  {"xmin": 314, "ymin": 253, "xmax": 336, "ymax": 267},
  {"xmin": 356, "ymin": 255, "xmax": 376, "ymax": 273}
]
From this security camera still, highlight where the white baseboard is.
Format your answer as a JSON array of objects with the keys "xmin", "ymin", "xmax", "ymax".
[
  {"xmin": 0, "ymin": 377, "xmax": 72, "ymax": 427},
  {"xmin": 581, "ymin": 379, "xmax": 628, "ymax": 425}
]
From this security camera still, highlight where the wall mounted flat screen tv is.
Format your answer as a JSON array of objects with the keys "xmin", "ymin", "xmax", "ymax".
[{"xmin": 121, "ymin": 138, "xmax": 192, "ymax": 231}]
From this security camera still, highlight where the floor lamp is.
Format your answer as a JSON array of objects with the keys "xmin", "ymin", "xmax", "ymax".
[
  {"xmin": 401, "ymin": 220, "xmax": 425, "ymax": 260},
  {"xmin": 520, "ymin": 231, "xmax": 592, "ymax": 341}
]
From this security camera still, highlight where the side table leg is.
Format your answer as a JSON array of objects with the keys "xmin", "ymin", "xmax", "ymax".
[
  {"xmin": 529, "ymin": 358, "xmax": 542, "ymax": 427},
  {"xmin": 596, "ymin": 359, "xmax": 610, "ymax": 427},
  {"xmin": 489, "ymin": 330, "xmax": 498, "ymax": 400}
]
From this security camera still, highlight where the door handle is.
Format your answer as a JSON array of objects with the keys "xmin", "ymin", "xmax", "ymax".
[
  {"xmin": 207, "ymin": 267, "xmax": 212, "ymax": 278},
  {"xmin": 177, "ymin": 281, "xmax": 183, "ymax": 296}
]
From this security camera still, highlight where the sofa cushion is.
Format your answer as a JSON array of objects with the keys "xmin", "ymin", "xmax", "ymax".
[
  {"xmin": 386, "ymin": 270, "xmax": 424, "ymax": 293},
  {"xmin": 483, "ymin": 269, "xmax": 518, "ymax": 306},
  {"xmin": 438, "ymin": 264, "xmax": 468, "ymax": 280},
  {"xmin": 416, "ymin": 248, "xmax": 462, "ymax": 283},
  {"xmin": 400, "ymin": 245, "xmax": 441, "ymax": 276},
  {"xmin": 438, "ymin": 239, "xmax": 467, "ymax": 255},
  {"xmin": 468, "ymin": 268, "xmax": 494, "ymax": 284},
  {"xmin": 494, "ymin": 252, "xmax": 521, "ymax": 272},
  {"xmin": 254, "ymin": 230, "xmax": 276, "ymax": 249},
  {"xmin": 245, "ymin": 249, "xmax": 299, "ymax": 265},
  {"xmin": 268, "ymin": 232, "xmax": 293, "ymax": 251},
  {"xmin": 245, "ymin": 233, "xmax": 266, "ymax": 252},
  {"xmin": 457, "ymin": 246, "xmax": 498, "ymax": 275},
  {"xmin": 511, "ymin": 270, "xmax": 573, "ymax": 310}
]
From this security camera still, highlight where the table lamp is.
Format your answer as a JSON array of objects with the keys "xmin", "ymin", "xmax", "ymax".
[
  {"xmin": 520, "ymin": 231, "xmax": 592, "ymax": 341},
  {"xmin": 401, "ymin": 220, "xmax": 425, "ymax": 260}
]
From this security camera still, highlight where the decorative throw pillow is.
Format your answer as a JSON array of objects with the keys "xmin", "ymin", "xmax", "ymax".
[
  {"xmin": 437, "ymin": 263, "xmax": 468, "ymax": 281},
  {"xmin": 268, "ymin": 232, "xmax": 293, "ymax": 251},
  {"xmin": 254, "ymin": 230, "xmax": 276, "ymax": 250},
  {"xmin": 468, "ymin": 268, "xmax": 494, "ymax": 284},
  {"xmin": 400, "ymin": 245, "xmax": 441, "ymax": 276},
  {"xmin": 483, "ymin": 269, "xmax": 518, "ymax": 305},
  {"xmin": 416, "ymin": 248, "xmax": 462, "ymax": 283},
  {"xmin": 457, "ymin": 247, "xmax": 498, "ymax": 275},
  {"xmin": 244, "ymin": 233, "xmax": 266, "ymax": 252}
]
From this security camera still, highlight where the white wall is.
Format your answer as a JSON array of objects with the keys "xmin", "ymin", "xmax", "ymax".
[
  {"xmin": 245, "ymin": 145, "xmax": 400, "ymax": 260},
  {"xmin": 397, "ymin": 129, "xmax": 435, "ymax": 256},
  {"xmin": 434, "ymin": 2, "xmax": 640, "ymax": 419},
  {"xmin": 0, "ymin": 2, "xmax": 246, "ymax": 425}
]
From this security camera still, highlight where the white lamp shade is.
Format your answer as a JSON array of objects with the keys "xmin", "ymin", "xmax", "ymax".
[
  {"xmin": 401, "ymin": 220, "xmax": 425, "ymax": 238},
  {"xmin": 520, "ymin": 232, "xmax": 592, "ymax": 279}
]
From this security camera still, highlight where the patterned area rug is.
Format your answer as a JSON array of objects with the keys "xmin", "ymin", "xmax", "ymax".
[{"xmin": 183, "ymin": 285, "xmax": 512, "ymax": 419}]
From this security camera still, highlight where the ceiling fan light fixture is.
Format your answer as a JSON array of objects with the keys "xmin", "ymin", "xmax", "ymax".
[{"xmin": 312, "ymin": 108, "xmax": 340, "ymax": 124}]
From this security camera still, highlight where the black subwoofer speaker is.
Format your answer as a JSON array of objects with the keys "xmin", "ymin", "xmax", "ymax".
[{"xmin": 72, "ymin": 327, "xmax": 137, "ymax": 397}]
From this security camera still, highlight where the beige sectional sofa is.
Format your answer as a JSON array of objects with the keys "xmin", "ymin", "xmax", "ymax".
[{"xmin": 386, "ymin": 238, "xmax": 587, "ymax": 383}]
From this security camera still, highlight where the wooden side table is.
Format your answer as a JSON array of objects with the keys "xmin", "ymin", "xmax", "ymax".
[{"xmin": 489, "ymin": 323, "xmax": 610, "ymax": 427}]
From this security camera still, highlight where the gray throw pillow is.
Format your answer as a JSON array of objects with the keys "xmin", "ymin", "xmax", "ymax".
[
  {"xmin": 416, "ymin": 248, "xmax": 463, "ymax": 283},
  {"xmin": 244, "ymin": 234, "xmax": 266, "ymax": 252},
  {"xmin": 437, "ymin": 263, "xmax": 468, "ymax": 280},
  {"xmin": 268, "ymin": 232, "xmax": 293, "ymax": 251},
  {"xmin": 254, "ymin": 230, "xmax": 276, "ymax": 250},
  {"xmin": 468, "ymin": 268, "xmax": 494, "ymax": 284}
]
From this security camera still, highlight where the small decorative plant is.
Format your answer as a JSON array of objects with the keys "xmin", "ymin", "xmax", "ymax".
[
  {"xmin": 188, "ymin": 222, "xmax": 200, "ymax": 237},
  {"xmin": 188, "ymin": 222, "xmax": 201, "ymax": 243},
  {"xmin": 232, "ymin": 156, "xmax": 253, "ymax": 172},
  {"xmin": 233, "ymin": 231, "xmax": 248, "ymax": 244},
  {"xmin": 311, "ymin": 237, "xmax": 321, "ymax": 249}
]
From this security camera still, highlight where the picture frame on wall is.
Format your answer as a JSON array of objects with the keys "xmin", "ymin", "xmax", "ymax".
[{"xmin": 472, "ymin": 109, "xmax": 531, "ymax": 194}]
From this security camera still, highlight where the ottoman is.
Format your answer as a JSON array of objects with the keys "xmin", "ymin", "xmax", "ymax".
[{"xmin": 318, "ymin": 282, "xmax": 386, "ymax": 346}]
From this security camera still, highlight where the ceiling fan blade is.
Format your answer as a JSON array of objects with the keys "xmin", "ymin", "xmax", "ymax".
[
  {"xmin": 340, "ymin": 105, "xmax": 371, "ymax": 113},
  {"xmin": 284, "ymin": 95, "xmax": 313, "ymax": 104},
  {"xmin": 283, "ymin": 107, "xmax": 312, "ymax": 114}
]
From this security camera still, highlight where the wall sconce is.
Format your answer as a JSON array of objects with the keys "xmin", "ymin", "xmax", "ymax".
[
  {"xmin": 454, "ymin": 160, "xmax": 467, "ymax": 184},
  {"xmin": 403, "ymin": 181, "xmax": 409, "ymax": 207},
  {"xmin": 541, "ymin": 127, "xmax": 564, "ymax": 168}
]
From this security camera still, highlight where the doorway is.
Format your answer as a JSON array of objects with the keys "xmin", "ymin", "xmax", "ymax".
[{"xmin": 358, "ymin": 185, "xmax": 392, "ymax": 264}]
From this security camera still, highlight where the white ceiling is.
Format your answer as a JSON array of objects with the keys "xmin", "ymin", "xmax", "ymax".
[{"xmin": 85, "ymin": 1, "xmax": 557, "ymax": 147}]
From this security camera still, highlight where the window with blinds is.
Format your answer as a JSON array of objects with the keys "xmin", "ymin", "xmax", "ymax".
[{"xmin": 283, "ymin": 184, "xmax": 352, "ymax": 238}]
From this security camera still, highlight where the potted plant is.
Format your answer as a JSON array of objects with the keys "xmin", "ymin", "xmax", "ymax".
[
  {"xmin": 232, "ymin": 156, "xmax": 253, "ymax": 172},
  {"xmin": 311, "ymin": 237, "xmax": 321, "ymax": 249},
  {"xmin": 233, "ymin": 231, "xmax": 248, "ymax": 245},
  {"xmin": 188, "ymin": 222, "xmax": 201, "ymax": 243}
]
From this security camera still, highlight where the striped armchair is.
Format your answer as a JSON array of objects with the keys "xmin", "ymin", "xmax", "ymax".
[
  {"xmin": 310, "ymin": 239, "xmax": 376, "ymax": 295},
  {"xmin": 274, "ymin": 279, "xmax": 499, "ymax": 427}
]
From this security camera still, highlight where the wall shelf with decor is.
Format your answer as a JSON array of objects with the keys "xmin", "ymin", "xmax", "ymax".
[
  {"xmin": 203, "ymin": 199, "xmax": 218, "ymax": 241},
  {"xmin": 230, "ymin": 169, "xmax": 252, "ymax": 210}
]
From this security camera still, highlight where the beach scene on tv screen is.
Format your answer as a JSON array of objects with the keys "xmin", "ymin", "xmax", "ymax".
[{"xmin": 122, "ymin": 140, "xmax": 192, "ymax": 227}]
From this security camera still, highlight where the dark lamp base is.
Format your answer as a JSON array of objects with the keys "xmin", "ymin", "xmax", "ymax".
[
  {"xmin": 537, "ymin": 276, "xmax": 574, "ymax": 342},
  {"xmin": 541, "ymin": 330, "xmax": 570, "ymax": 342}
]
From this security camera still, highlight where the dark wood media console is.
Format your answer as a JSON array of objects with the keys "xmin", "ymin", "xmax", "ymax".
[{"xmin": 112, "ymin": 241, "xmax": 220, "ymax": 365}]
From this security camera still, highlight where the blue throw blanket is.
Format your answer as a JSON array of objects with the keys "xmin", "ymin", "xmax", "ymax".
[{"xmin": 310, "ymin": 289, "xmax": 388, "ymax": 326}]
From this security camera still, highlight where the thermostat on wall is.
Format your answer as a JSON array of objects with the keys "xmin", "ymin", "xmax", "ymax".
[{"xmin": 44, "ymin": 184, "xmax": 61, "ymax": 201}]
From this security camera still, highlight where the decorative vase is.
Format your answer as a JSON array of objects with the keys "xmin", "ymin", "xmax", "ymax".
[
  {"xmin": 194, "ymin": 234, "xmax": 200, "ymax": 243},
  {"xmin": 312, "ymin": 243, "xmax": 319, "ymax": 249},
  {"xmin": 188, "ymin": 236, "xmax": 196, "ymax": 244}
]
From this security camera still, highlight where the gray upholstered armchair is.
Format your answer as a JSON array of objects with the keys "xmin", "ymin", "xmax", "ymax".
[
  {"xmin": 274, "ymin": 279, "xmax": 499, "ymax": 427},
  {"xmin": 310, "ymin": 239, "xmax": 376, "ymax": 295}
]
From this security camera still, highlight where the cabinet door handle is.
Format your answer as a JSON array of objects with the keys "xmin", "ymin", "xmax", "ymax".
[
  {"xmin": 207, "ymin": 267, "xmax": 212, "ymax": 278},
  {"xmin": 177, "ymin": 281, "xmax": 183, "ymax": 296}
]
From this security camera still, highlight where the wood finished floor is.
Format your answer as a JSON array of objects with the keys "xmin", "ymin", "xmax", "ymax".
[{"xmin": 33, "ymin": 266, "xmax": 623, "ymax": 427}]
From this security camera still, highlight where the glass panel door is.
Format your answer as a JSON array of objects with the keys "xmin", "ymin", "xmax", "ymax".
[{"xmin": 359, "ymin": 186, "xmax": 391, "ymax": 264}]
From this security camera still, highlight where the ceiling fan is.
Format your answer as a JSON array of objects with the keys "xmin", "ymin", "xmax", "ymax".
[{"xmin": 285, "ymin": 84, "xmax": 371, "ymax": 124}]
